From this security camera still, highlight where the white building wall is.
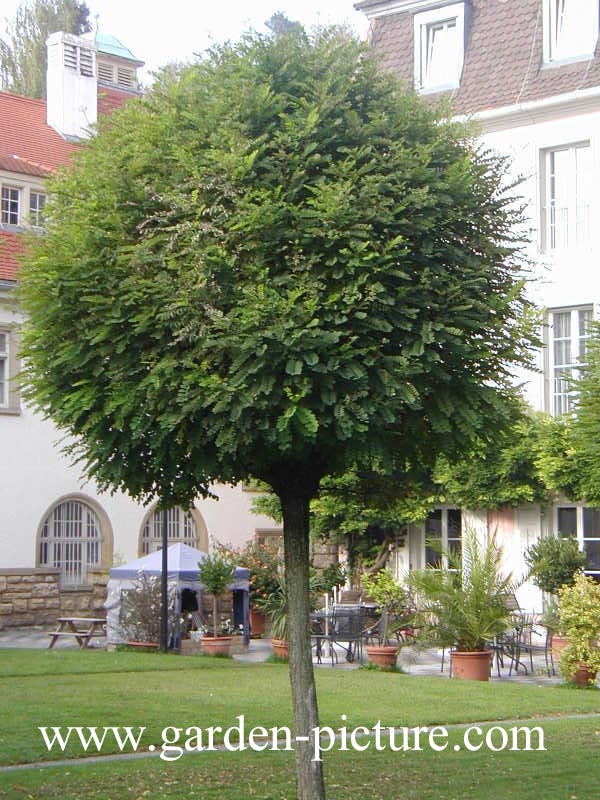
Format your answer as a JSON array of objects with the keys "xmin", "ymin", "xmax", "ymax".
[
  {"xmin": 481, "ymin": 105, "xmax": 600, "ymax": 413},
  {"xmin": 0, "ymin": 292, "xmax": 278, "ymax": 570}
]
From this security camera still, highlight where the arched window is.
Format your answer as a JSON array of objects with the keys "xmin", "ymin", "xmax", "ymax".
[
  {"xmin": 140, "ymin": 507, "xmax": 200, "ymax": 555},
  {"xmin": 39, "ymin": 498, "xmax": 104, "ymax": 586}
]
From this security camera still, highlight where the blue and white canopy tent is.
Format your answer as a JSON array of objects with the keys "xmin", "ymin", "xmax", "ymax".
[{"xmin": 105, "ymin": 542, "xmax": 250, "ymax": 646}]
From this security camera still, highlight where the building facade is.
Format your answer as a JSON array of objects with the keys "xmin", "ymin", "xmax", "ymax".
[
  {"xmin": 0, "ymin": 31, "xmax": 280, "ymax": 628},
  {"xmin": 356, "ymin": 0, "xmax": 600, "ymax": 604}
]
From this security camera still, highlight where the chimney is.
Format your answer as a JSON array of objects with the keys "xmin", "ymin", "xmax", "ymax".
[{"xmin": 46, "ymin": 32, "xmax": 97, "ymax": 140}]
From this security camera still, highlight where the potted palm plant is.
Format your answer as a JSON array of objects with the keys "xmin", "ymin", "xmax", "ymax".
[
  {"xmin": 558, "ymin": 572, "xmax": 600, "ymax": 687},
  {"xmin": 256, "ymin": 573, "xmax": 289, "ymax": 660},
  {"xmin": 256, "ymin": 571, "xmax": 324, "ymax": 661},
  {"xmin": 198, "ymin": 553, "xmax": 235, "ymax": 656},
  {"xmin": 409, "ymin": 529, "xmax": 516, "ymax": 681},
  {"xmin": 361, "ymin": 569, "xmax": 412, "ymax": 669}
]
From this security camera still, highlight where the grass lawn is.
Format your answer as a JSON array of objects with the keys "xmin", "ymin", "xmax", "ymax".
[{"xmin": 1, "ymin": 649, "xmax": 599, "ymax": 798}]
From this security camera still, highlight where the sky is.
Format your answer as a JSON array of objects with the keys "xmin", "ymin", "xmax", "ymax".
[{"xmin": 0, "ymin": 1, "xmax": 370, "ymax": 83}]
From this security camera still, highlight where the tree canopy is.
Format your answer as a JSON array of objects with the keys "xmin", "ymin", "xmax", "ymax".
[
  {"xmin": 21, "ymin": 28, "xmax": 532, "ymax": 508},
  {"xmin": 570, "ymin": 324, "xmax": 600, "ymax": 503},
  {"xmin": 0, "ymin": 0, "xmax": 90, "ymax": 98},
  {"xmin": 20, "ymin": 27, "xmax": 533, "ymax": 799}
]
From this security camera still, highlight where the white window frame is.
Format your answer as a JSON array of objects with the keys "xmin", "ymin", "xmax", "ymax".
[
  {"xmin": 546, "ymin": 306, "xmax": 592, "ymax": 415},
  {"xmin": 1, "ymin": 185, "xmax": 20, "ymax": 226},
  {"xmin": 424, "ymin": 507, "xmax": 462, "ymax": 568},
  {"xmin": 543, "ymin": 0, "xmax": 600, "ymax": 64},
  {"xmin": 0, "ymin": 325, "xmax": 20, "ymax": 414},
  {"xmin": 38, "ymin": 499, "xmax": 103, "ymax": 587},
  {"xmin": 29, "ymin": 191, "xmax": 46, "ymax": 228},
  {"xmin": 540, "ymin": 142, "xmax": 591, "ymax": 253},
  {"xmin": 414, "ymin": 3, "xmax": 465, "ymax": 93},
  {"xmin": 0, "ymin": 330, "xmax": 8, "ymax": 408},
  {"xmin": 556, "ymin": 505, "xmax": 600, "ymax": 578}
]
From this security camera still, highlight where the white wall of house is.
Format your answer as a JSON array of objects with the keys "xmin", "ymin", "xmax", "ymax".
[
  {"xmin": 481, "ymin": 104, "xmax": 600, "ymax": 413},
  {"xmin": 0, "ymin": 291, "xmax": 278, "ymax": 570}
]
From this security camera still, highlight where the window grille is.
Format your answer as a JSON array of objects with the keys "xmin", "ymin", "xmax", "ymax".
[
  {"xmin": 549, "ymin": 307, "xmax": 592, "ymax": 415},
  {"xmin": 39, "ymin": 500, "xmax": 103, "ymax": 586},
  {"xmin": 542, "ymin": 143, "xmax": 591, "ymax": 252},
  {"xmin": 141, "ymin": 507, "xmax": 198, "ymax": 554}
]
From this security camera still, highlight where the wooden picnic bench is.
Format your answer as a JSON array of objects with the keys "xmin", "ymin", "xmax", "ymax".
[{"xmin": 47, "ymin": 617, "xmax": 106, "ymax": 649}]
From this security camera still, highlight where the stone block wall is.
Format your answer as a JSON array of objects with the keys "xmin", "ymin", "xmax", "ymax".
[
  {"xmin": 312, "ymin": 541, "xmax": 340, "ymax": 570},
  {"xmin": 0, "ymin": 568, "xmax": 109, "ymax": 629}
]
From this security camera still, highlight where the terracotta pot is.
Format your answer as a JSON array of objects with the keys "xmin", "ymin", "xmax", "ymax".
[
  {"xmin": 551, "ymin": 634, "xmax": 568, "ymax": 663},
  {"xmin": 365, "ymin": 644, "xmax": 398, "ymax": 670},
  {"xmin": 271, "ymin": 638, "xmax": 289, "ymax": 660},
  {"xmin": 250, "ymin": 609, "xmax": 266, "ymax": 637},
  {"xmin": 572, "ymin": 663, "xmax": 598, "ymax": 688},
  {"xmin": 450, "ymin": 650, "xmax": 492, "ymax": 681},
  {"xmin": 201, "ymin": 636, "xmax": 233, "ymax": 656}
]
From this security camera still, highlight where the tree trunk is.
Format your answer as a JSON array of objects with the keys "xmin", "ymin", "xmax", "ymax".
[{"xmin": 280, "ymin": 490, "xmax": 326, "ymax": 800}]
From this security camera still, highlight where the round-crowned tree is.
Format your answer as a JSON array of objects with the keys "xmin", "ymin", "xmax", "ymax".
[{"xmin": 20, "ymin": 26, "xmax": 532, "ymax": 799}]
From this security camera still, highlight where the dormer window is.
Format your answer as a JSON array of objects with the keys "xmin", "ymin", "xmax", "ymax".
[
  {"xmin": 414, "ymin": 3, "xmax": 466, "ymax": 92},
  {"xmin": 544, "ymin": 0, "xmax": 599, "ymax": 63}
]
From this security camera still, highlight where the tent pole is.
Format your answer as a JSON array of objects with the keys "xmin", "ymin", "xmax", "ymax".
[{"xmin": 160, "ymin": 507, "xmax": 169, "ymax": 653}]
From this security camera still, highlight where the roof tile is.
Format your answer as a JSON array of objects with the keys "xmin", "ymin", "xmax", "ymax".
[
  {"xmin": 368, "ymin": 0, "xmax": 600, "ymax": 114},
  {"xmin": 0, "ymin": 232, "xmax": 22, "ymax": 282}
]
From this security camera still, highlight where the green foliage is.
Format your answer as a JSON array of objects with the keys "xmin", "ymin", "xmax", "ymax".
[
  {"xmin": 198, "ymin": 553, "xmax": 234, "ymax": 637},
  {"xmin": 255, "ymin": 571, "xmax": 323, "ymax": 640},
  {"xmin": 198, "ymin": 553, "xmax": 234, "ymax": 597},
  {"xmin": 319, "ymin": 562, "xmax": 346, "ymax": 593},
  {"xmin": 118, "ymin": 572, "xmax": 179, "ymax": 644},
  {"xmin": 524, "ymin": 536, "xmax": 585, "ymax": 596},
  {"xmin": 360, "ymin": 569, "xmax": 406, "ymax": 616},
  {"xmin": 409, "ymin": 529, "xmax": 517, "ymax": 652},
  {"xmin": 435, "ymin": 407, "xmax": 549, "ymax": 508},
  {"xmin": 571, "ymin": 323, "xmax": 600, "ymax": 504},
  {"xmin": 221, "ymin": 539, "xmax": 280, "ymax": 605},
  {"xmin": 0, "ymin": 0, "xmax": 90, "ymax": 98},
  {"xmin": 361, "ymin": 568, "xmax": 412, "ymax": 643},
  {"xmin": 20, "ymin": 25, "xmax": 533, "ymax": 508},
  {"xmin": 558, "ymin": 572, "xmax": 600, "ymax": 683},
  {"xmin": 533, "ymin": 413, "xmax": 583, "ymax": 501},
  {"xmin": 312, "ymin": 463, "xmax": 437, "ymax": 540}
]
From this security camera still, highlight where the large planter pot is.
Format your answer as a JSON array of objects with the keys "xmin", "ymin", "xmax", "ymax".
[
  {"xmin": 572, "ymin": 663, "xmax": 598, "ymax": 688},
  {"xmin": 551, "ymin": 634, "xmax": 568, "ymax": 663},
  {"xmin": 201, "ymin": 636, "xmax": 233, "ymax": 656},
  {"xmin": 451, "ymin": 650, "xmax": 492, "ymax": 681},
  {"xmin": 271, "ymin": 638, "xmax": 289, "ymax": 660},
  {"xmin": 250, "ymin": 609, "xmax": 266, "ymax": 638},
  {"xmin": 365, "ymin": 644, "xmax": 398, "ymax": 670}
]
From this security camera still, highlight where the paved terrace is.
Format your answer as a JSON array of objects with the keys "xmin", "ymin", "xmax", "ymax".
[{"xmin": 0, "ymin": 627, "xmax": 568, "ymax": 684}]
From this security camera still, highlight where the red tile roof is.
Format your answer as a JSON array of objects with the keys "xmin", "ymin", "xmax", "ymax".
[
  {"xmin": 0, "ymin": 232, "xmax": 22, "ymax": 282},
  {"xmin": 367, "ymin": 0, "xmax": 600, "ymax": 115},
  {"xmin": 0, "ymin": 85, "xmax": 135, "ymax": 281},
  {"xmin": 0, "ymin": 91, "xmax": 79, "ymax": 174}
]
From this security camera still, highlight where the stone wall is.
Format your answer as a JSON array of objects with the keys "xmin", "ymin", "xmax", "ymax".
[
  {"xmin": 312, "ymin": 540, "xmax": 340, "ymax": 570},
  {"xmin": 0, "ymin": 568, "xmax": 109, "ymax": 629}
]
